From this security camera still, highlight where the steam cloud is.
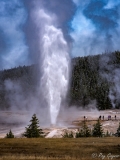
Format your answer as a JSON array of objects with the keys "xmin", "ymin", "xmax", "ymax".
[
  {"xmin": 33, "ymin": 6, "xmax": 70, "ymax": 125},
  {"xmin": 71, "ymin": 0, "xmax": 120, "ymax": 57},
  {"xmin": 100, "ymin": 53, "xmax": 120, "ymax": 108},
  {"xmin": 0, "ymin": 0, "xmax": 29, "ymax": 69}
]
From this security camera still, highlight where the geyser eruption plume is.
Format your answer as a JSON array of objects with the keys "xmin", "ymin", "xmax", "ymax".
[{"xmin": 34, "ymin": 9, "xmax": 70, "ymax": 125}]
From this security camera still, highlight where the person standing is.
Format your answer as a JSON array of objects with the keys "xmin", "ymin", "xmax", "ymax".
[
  {"xmin": 99, "ymin": 115, "xmax": 101, "ymax": 120},
  {"xmin": 103, "ymin": 116, "xmax": 104, "ymax": 121},
  {"xmin": 84, "ymin": 116, "xmax": 85, "ymax": 121}
]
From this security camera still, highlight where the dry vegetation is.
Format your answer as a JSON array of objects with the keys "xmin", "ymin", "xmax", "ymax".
[{"xmin": 0, "ymin": 138, "xmax": 120, "ymax": 160}]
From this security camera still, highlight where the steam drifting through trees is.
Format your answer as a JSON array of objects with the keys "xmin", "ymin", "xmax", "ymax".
[{"xmin": 0, "ymin": 51, "xmax": 120, "ymax": 113}]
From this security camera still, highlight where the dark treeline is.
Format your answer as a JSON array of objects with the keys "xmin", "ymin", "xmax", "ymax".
[
  {"xmin": 70, "ymin": 51, "xmax": 120, "ymax": 109},
  {"xmin": 0, "ymin": 51, "xmax": 120, "ymax": 110},
  {"xmin": 0, "ymin": 65, "xmax": 39, "ymax": 109}
]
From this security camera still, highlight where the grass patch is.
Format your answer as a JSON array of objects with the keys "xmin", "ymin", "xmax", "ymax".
[{"xmin": 0, "ymin": 138, "xmax": 120, "ymax": 160}]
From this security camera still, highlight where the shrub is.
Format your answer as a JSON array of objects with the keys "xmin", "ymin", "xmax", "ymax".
[
  {"xmin": 62, "ymin": 131, "xmax": 74, "ymax": 138},
  {"xmin": 116, "ymin": 122, "xmax": 120, "ymax": 137},
  {"xmin": 6, "ymin": 130, "xmax": 14, "ymax": 138},
  {"xmin": 75, "ymin": 121, "xmax": 91, "ymax": 138}
]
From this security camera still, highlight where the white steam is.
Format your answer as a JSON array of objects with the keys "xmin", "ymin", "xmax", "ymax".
[
  {"xmin": 108, "ymin": 68, "xmax": 120, "ymax": 108},
  {"xmin": 100, "ymin": 54, "xmax": 120, "ymax": 108},
  {"xmin": 34, "ymin": 9, "xmax": 70, "ymax": 125}
]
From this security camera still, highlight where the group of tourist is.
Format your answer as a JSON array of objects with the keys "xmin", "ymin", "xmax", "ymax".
[
  {"xmin": 83, "ymin": 115, "xmax": 117, "ymax": 121},
  {"xmin": 99, "ymin": 115, "xmax": 117, "ymax": 120}
]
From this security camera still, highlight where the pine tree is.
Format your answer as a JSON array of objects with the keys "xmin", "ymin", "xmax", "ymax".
[
  {"xmin": 23, "ymin": 114, "xmax": 43, "ymax": 138},
  {"xmin": 92, "ymin": 120, "xmax": 103, "ymax": 137},
  {"xmin": 116, "ymin": 122, "xmax": 120, "ymax": 137},
  {"xmin": 75, "ymin": 121, "xmax": 91, "ymax": 138},
  {"xmin": 6, "ymin": 130, "xmax": 14, "ymax": 138}
]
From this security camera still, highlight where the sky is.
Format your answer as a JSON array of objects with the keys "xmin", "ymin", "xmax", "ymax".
[{"xmin": 0, "ymin": 0, "xmax": 120, "ymax": 69}]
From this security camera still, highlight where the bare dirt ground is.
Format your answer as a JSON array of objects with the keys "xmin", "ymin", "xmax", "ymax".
[
  {"xmin": 0, "ymin": 109, "xmax": 120, "ymax": 138},
  {"xmin": 0, "ymin": 111, "xmax": 28, "ymax": 138}
]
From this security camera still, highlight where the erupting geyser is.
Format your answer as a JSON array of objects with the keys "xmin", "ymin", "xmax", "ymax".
[{"xmin": 35, "ymin": 9, "xmax": 70, "ymax": 125}]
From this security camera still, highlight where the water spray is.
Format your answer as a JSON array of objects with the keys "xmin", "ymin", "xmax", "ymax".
[{"xmin": 34, "ymin": 9, "xmax": 70, "ymax": 125}]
